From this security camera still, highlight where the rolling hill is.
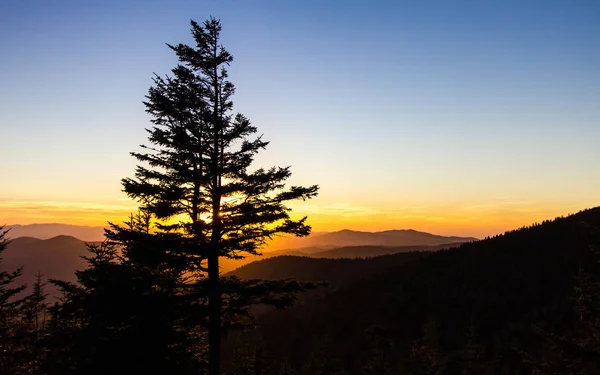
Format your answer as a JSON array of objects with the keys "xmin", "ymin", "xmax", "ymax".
[
  {"xmin": 4, "ymin": 225, "xmax": 476, "ymax": 251},
  {"xmin": 308, "ymin": 242, "xmax": 463, "ymax": 258},
  {"xmin": 1, "ymin": 235, "xmax": 92, "ymax": 299},
  {"xmin": 220, "ymin": 242, "xmax": 467, "ymax": 272},
  {"xmin": 5, "ymin": 224, "xmax": 107, "ymax": 241},
  {"xmin": 268, "ymin": 229, "xmax": 477, "ymax": 250},
  {"xmin": 228, "ymin": 252, "xmax": 430, "ymax": 290}
]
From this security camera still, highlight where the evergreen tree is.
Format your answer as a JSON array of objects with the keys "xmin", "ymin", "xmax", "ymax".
[
  {"xmin": 24, "ymin": 271, "xmax": 48, "ymax": 332},
  {"xmin": 118, "ymin": 17, "xmax": 318, "ymax": 375},
  {"xmin": 0, "ymin": 225, "xmax": 28, "ymax": 374},
  {"xmin": 45, "ymin": 213, "xmax": 204, "ymax": 375},
  {"xmin": 21, "ymin": 271, "xmax": 49, "ymax": 375}
]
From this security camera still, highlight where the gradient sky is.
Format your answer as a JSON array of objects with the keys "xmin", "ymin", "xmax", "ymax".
[{"xmin": 1, "ymin": 0, "xmax": 599, "ymax": 238}]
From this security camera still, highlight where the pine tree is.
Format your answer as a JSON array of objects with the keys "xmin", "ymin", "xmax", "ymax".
[
  {"xmin": 118, "ymin": 17, "xmax": 318, "ymax": 375},
  {"xmin": 25, "ymin": 271, "xmax": 48, "ymax": 333},
  {"xmin": 0, "ymin": 225, "xmax": 28, "ymax": 374},
  {"xmin": 20, "ymin": 271, "xmax": 49, "ymax": 375},
  {"xmin": 45, "ymin": 213, "xmax": 204, "ymax": 375}
]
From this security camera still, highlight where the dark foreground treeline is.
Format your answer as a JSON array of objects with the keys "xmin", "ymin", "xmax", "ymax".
[{"xmin": 3, "ymin": 207, "xmax": 599, "ymax": 374}]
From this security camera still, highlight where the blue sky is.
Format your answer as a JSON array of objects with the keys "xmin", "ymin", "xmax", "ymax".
[{"xmin": 1, "ymin": 0, "xmax": 599, "ymax": 237}]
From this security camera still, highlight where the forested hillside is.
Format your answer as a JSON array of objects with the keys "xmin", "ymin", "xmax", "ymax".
[
  {"xmin": 224, "ymin": 208, "xmax": 600, "ymax": 375},
  {"xmin": 229, "ymin": 251, "xmax": 429, "ymax": 290},
  {"xmin": 223, "ymin": 243, "xmax": 462, "ymax": 275}
]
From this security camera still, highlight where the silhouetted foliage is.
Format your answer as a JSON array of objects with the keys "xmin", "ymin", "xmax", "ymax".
[
  {"xmin": 0, "ymin": 225, "xmax": 30, "ymax": 374},
  {"xmin": 44, "ymin": 213, "xmax": 204, "ymax": 375},
  {"xmin": 45, "ymin": 17, "xmax": 318, "ymax": 375},
  {"xmin": 19, "ymin": 271, "xmax": 49, "ymax": 375}
]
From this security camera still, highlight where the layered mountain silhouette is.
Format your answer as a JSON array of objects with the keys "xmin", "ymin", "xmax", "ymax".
[
  {"xmin": 7, "ymin": 224, "xmax": 476, "ymax": 250},
  {"xmin": 2, "ymin": 235, "xmax": 93, "ymax": 299},
  {"xmin": 268, "ymin": 229, "xmax": 477, "ymax": 250},
  {"xmin": 220, "ymin": 241, "xmax": 469, "ymax": 273},
  {"xmin": 218, "ymin": 230, "xmax": 475, "ymax": 272},
  {"xmin": 228, "ymin": 252, "xmax": 428, "ymax": 290},
  {"xmin": 6, "ymin": 224, "xmax": 106, "ymax": 241},
  {"xmin": 2, "ymin": 227, "xmax": 476, "ymax": 280}
]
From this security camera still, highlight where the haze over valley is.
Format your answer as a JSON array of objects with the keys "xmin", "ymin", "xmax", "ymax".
[{"xmin": 2, "ymin": 225, "xmax": 476, "ymax": 298}]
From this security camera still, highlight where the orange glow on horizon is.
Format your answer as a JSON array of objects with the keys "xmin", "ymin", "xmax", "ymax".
[{"xmin": 0, "ymin": 198, "xmax": 595, "ymax": 239}]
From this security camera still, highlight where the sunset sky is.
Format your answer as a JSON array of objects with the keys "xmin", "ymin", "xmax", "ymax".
[{"xmin": 1, "ymin": 0, "xmax": 599, "ymax": 238}]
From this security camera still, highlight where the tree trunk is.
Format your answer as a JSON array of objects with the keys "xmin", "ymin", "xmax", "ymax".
[
  {"xmin": 209, "ymin": 33, "xmax": 223, "ymax": 375},
  {"xmin": 208, "ymin": 250, "xmax": 221, "ymax": 375}
]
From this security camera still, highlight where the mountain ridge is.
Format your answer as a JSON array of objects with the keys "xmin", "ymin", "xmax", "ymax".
[
  {"xmin": 5, "ymin": 224, "xmax": 107, "ymax": 241},
  {"xmin": 269, "ymin": 228, "xmax": 477, "ymax": 250},
  {"xmin": 5, "ymin": 223, "xmax": 477, "ymax": 251},
  {"xmin": 1, "ymin": 235, "xmax": 94, "ymax": 299},
  {"xmin": 1, "ymin": 229, "xmax": 475, "ymax": 293}
]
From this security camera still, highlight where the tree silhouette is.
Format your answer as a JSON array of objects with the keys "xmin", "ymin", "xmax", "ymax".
[
  {"xmin": 0, "ymin": 226, "xmax": 29, "ymax": 374},
  {"xmin": 20, "ymin": 271, "xmax": 49, "ymax": 375},
  {"xmin": 45, "ymin": 213, "xmax": 204, "ymax": 375},
  {"xmin": 116, "ymin": 17, "xmax": 318, "ymax": 375}
]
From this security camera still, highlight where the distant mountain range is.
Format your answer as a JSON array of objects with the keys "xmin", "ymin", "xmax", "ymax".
[
  {"xmin": 0, "ymin": 226, "xmax": 475, "ymax": 298},
  {"xmin": 5, "ymin": 224, "xmax": 107, "ymax": 241},
  {"xmin": 2, "ymin": 235, "xmax": 93, "ymax": 299},
  {"xmin": 4, "ymin": 224, "xmax": 477, "ymax": 249},
  {"xmin": 218, "ymin": 242, "xmax": 466, "ymax": 273},
  {"xmin": 268, "ymin": 229, "xmax": 477, "ymax": 250}
]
